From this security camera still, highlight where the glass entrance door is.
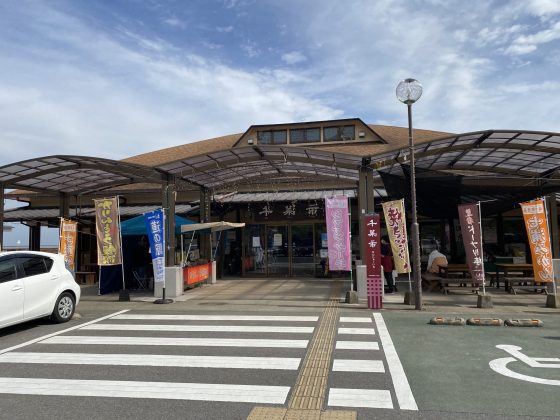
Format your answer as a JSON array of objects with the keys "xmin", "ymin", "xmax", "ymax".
[
  {"xmin": 291, "ymin": 224, "xmax": 315, "ymax": 277},
  {"xmin": 266, "ymin": 225, "xmax": 289, "ymax": 277}
]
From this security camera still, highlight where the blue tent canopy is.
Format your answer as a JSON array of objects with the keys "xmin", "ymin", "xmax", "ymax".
[{"xmin": 121, "ymin": 214, "xmax": 195, "ymax": 236}]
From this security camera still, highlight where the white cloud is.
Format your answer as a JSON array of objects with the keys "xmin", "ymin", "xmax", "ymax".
[
  {"xmin": 281, "ymin": 51, "xmax": 307, "ymax": 65},
  {"xmin": 163, "ymin": 17, "xmax": 186, "ymax": 29},
  {"xmin": 505, "ymin": 21, "xmax": 560, "ymax": 55},
  {"xmin": 240, "ymin": 41, "xmax": 259, "ymax": 58},
  {"xmin": 216, "ymin": 25, "xmax": 234, "ymax": 33}
]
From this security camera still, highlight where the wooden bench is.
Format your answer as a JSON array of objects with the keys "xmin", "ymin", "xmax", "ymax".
[
  {"xmin": 441, "ymin": 285, "xmax": 480, "ymax": 295},
  {"xmin": 75, "ymin": 271, "xmax": 96, "ymax": 285},
  {"xmin": 506, "ymin": 277, "xmax": 549, "ymax": 295}
]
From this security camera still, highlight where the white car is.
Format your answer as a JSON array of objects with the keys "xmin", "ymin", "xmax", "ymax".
[{"xmin": 0, "ymin": 251, "xmax": 81, "ymax": 329}]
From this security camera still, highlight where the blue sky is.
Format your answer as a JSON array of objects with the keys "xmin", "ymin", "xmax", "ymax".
[{"xmin": 2, "ymin": 0, "xmax": 560, "ymax": 245}]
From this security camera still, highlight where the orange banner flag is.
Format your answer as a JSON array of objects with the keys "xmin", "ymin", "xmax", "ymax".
[
  {"xmin": 520, "ymin": 199, "xmax": 553, "ymax": 282},
  {"xmin": 59, "ymin": 218, "xmax": 78, "ymax": 271}
]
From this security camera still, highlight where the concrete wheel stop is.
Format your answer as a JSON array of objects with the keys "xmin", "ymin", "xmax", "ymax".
[
  {"xmin": 429, "ymin": 316, "xmax": 465, "ymax": 325},
  {"xmin": 504, "ymin": 319, "xmax": 543, "ymax": 327},
  {"xmin": 467, "ymin": 318, "xmax": 504, "ymax": 326}
]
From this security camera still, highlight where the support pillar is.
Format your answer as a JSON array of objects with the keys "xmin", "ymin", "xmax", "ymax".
[
  {"xmin": 162, "ymin": 176, "xmax": 177, "ymax": 267},
  {"xmin": 199, "ymin": 187, "xmax": 212, "ymax": 261},
  {"xmin": 59, "ymin": 192, "xmax": 70, "ymax": 219},
  {"xmin": 29, "ymin": 222, "xmax": 41, "ymax": 251},
  {"xmin": 356, "ymin": 163, "xmax": 374, "ymax": 302}
]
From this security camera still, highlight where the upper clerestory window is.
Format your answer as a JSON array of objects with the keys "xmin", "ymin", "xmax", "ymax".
[
  {"xmin": 323, "ymin": 125, "xmax": 355, "ymax": 142},
  {"xmin": 258, "ymin": 130, "xmax": 287, "ymax": 145},
  {"xmin": 290, "ymin": 128, "xmax": 321, "ymax": 144}
]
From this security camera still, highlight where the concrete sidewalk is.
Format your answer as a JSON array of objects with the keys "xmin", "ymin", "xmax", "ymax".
[{"xmin": 79, "ymin": 276, "xmax": 558, "ymax": 316}]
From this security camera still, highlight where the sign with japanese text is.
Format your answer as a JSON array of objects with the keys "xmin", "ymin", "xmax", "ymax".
[
  {"xmin": 94, "ymin": 197, "xmax": 122, "ymax": 266},
  {"xmin": 144, "ymin": 209, "xmax": 165, "ymax": 284},
  {"xmin": 381, "ymin": 199, "xmax": 410, "ymax": 274},
  {"xmin": 252, "ymin": 201, "xmax": 324, "ymax": 221},
  {"xmin": 363, "ymin": 214, "xmax": 382, "ymax": 309},
  {"xmin": 325, "ymin": 195, "xmax": 351, "ymax": 271},
  {"xmin": 183, "ymin": 262, "xmax": 211, "ymax": 286},
  {"xmin": 458, "ymin": 203, "xmax": 485, "ymax": 284},
  {"xmin": 59, "ymin": 218, "xmax": 77, "ymax": 271},
  {"xmin": 520, "ymin": 199, "xmax": 553, "ymax": 282}
]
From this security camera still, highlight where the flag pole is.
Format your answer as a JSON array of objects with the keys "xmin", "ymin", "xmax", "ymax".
[
  {"xmin": 477, "ymin": 201, "xmax": 486, "ymax": 295},
  {"xmin": 542, "ymin": 197, "xmax": 557, "ymax": 296}
]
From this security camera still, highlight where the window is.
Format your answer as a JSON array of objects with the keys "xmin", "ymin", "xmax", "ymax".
[
  {"xmin": 290, "ymin": 128, "xmax": 321, "ymax": 144},
  {"xmin": 19, "ymin": 256, "xmax": 49, "ymax": 277},
  {"xmin": 323, "ymin": 125, "xmax": 356, "ymax": 142},
  {"xmin": 258, "ymin": 130, "xmax": 287, "ymax": 145},
  {"xmin": 0, "ymin": 258, "xmax": 17, "ymax": 283}
]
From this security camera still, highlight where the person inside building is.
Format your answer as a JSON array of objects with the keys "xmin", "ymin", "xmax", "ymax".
[
  {"xmin": 427, "ymin": 240, "xmax": 448, "ymax": 273},
  {"xmin": 381, "ymin": 236, "xmax": 396, "ymax": 293}
]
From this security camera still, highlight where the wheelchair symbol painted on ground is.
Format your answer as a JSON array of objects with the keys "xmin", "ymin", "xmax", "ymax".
[{"xmin": 489, "ymin": 344, "xmax": 560, "ymax": 386}]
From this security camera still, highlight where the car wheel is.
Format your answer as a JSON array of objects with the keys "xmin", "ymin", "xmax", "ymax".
[{"xmin": 51, "ymin": 292, "xmax": 75, "ymax": 323}]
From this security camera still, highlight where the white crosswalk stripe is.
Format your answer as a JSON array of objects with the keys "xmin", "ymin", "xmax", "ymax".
[
  {"xmin": 113, "ymin": 314, "xmax": 318, "ymax": 322},
  {"xmin": 0, "ymin": 352, "xmax": 302, "ymax": 370},
  {"xmin": 82, "ymin": 324, "xmax": 314, "ymax": 333},
  {"xmin": 0, "ymin": 377, "xmax": 290, "ymax": 404},
  {"xmin": 42, "ymin": 335, "xmax": 309, "ymax": 348},
  {"xmin": 0, "ymin": 310, "xmax": 315, "ymax": 405},
  {"xmin": 328, "ymin": 313, "xmax": 417, "ymax": 411}
]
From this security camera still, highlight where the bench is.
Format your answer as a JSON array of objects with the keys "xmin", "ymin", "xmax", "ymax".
[
  {"xmin": 75, "ymin": 271, "xmax": 96, "ymax": 285},
  {"xmin": 506, "ymin": 277, "xmax": 549, "ymax": 295},
  {"xmin": 441, "ymin": 285, "xmax": 480, "ymax": 295}
]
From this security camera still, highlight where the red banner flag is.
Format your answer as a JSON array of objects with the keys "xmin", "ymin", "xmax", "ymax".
[
  {"xmin": 59, "ymin": 218, "xmax": 77, "ymax": 271},
  {"xmin": 363, "ymin": 214, "xmax": 382, "ymax": 309},
  {"xmin": 458, "ymin": 203, "xmax": 485, "ymax": 284}
]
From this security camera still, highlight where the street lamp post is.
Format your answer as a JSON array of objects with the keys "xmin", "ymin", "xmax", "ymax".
[{"xmin": 396, "ymin": 78, "xmax": 423, "ymax": 310}]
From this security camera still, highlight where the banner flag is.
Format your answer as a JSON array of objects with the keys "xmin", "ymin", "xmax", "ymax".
[
  {"xmin": 381, "ymin": 199, "xmax": 410, "ymax": 274},
  {"xmin": 94, "ymin": 197, "xmax": 122, "ymax": 266},
  {"xmin": 520, "ymin": 199, "xmax": 553, "ymax": 282},
  {"xmin": 59, "ymin": 218, "xmax": 78, "ymax": 271},
  {"xmin": 144, "ymin": 209, "xmax": 165, "ymax": 284},
  {"xmin": 325, "ymin": 195, "xmax": 351, "ymax": 271},
  {"xmin": 458, "ymin": 203, "xmax": 485, "ymax": 284},
  {"xmin": 363, "ymin": 214, "xmax": 382, "ymax": 309}
]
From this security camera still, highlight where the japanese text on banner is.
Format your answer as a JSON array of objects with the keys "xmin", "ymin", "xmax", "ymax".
[
  {"xmin": 520, "ymin": 199, "xmax": 553, "ymax": 283},
  {"xmin": 144, "ymin": 209, "xmax": 165, "ymax": 284},
  {"xmin": 458, "ymin": 203, "xmax": 485, "ymax": 284},
  {"xmin": 94, "ymin": 197, "xmax": 122, "ymax": 266},
  {"xmin": 59, "ymin": 218, "xmax": 78, "ymax": 271},
  {"xmin": 381, "ymin": 199, "xmax": 410, "ymax": 273},
  {"xmin": 325, "ymin": 196, "xmax": 351, "ymax": 271}
]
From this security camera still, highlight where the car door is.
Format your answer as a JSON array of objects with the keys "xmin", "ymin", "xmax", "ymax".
[
  {"xmin": 0, "ymin": 256, "xmax": 24, "ymax": 328},
  {"xmin": 19, "ymin": 255, "xmax": 57, "ymax": 320}
]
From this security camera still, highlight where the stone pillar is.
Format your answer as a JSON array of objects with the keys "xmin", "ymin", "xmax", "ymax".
[{"xmin": 358, "ymin": 163, "xmax": 375, "ymax": 262}]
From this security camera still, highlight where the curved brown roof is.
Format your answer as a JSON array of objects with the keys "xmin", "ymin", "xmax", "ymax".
[{"xmin": 120, "ymin": 125, "xmax": 453, "ymax": 167}]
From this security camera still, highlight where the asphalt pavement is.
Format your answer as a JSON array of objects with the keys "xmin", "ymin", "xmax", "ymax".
[{"xmin": 0, "ymin": 277, "xmax": 558, "ymax": 420}]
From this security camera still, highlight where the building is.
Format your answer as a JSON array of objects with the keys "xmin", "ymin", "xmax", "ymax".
[{"xmin": 1, "ymin": 118, "xmax": 559, "ymax": 282}]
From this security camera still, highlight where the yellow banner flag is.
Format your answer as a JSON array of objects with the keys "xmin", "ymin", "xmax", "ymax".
[
  {"xmin": 382, "ymin": 199, "xmax": 411, "ymax": 273},
  {"xmin": 59, "ymin": 218, "xmax": 78, "ymax": 271},
  {"xmin": 94, "ymin": 197, "xmax": 122, "ymax": 266},
  {"xmin": 520, "ymin": 199, "xmax": 553, "ymax": 282}
]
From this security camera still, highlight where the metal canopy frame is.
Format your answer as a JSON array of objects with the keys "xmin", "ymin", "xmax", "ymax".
[
  {"xmin": 156, "ymin": 145, "xmax": 364, "ymax": 189},
  {"xmin": 370, "ymin": 129, "xmax": 560, "ymax": 179},
  {"xmin": 0, "ymin": 155, "xmax": 166, "ymax": 194}
]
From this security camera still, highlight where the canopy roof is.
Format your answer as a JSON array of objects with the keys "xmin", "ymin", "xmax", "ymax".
[
  {"xmin": 0, "ymin": 155, "xmax": 165, "ymax": 194},
  {"xmin": 121, "ymin": 214, "xmax": 194, "ymax": 236},
  {"xmin": 180, "ymin": 221, "xmax": 245, "ymax": 233}
]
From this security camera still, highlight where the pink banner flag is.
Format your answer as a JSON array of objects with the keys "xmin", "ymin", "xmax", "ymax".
[{"xmin": 325, "ymin": 195, "xmax": 351, "ymax": 271}]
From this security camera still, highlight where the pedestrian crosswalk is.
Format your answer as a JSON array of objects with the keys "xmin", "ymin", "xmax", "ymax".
[
  {"xmin": 327, "ymin": 313, "xmax": 417, "ymax": 410},
  {"xmin": 0, "ymin": 309, "xmax": 416, "ymax": 412}
]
